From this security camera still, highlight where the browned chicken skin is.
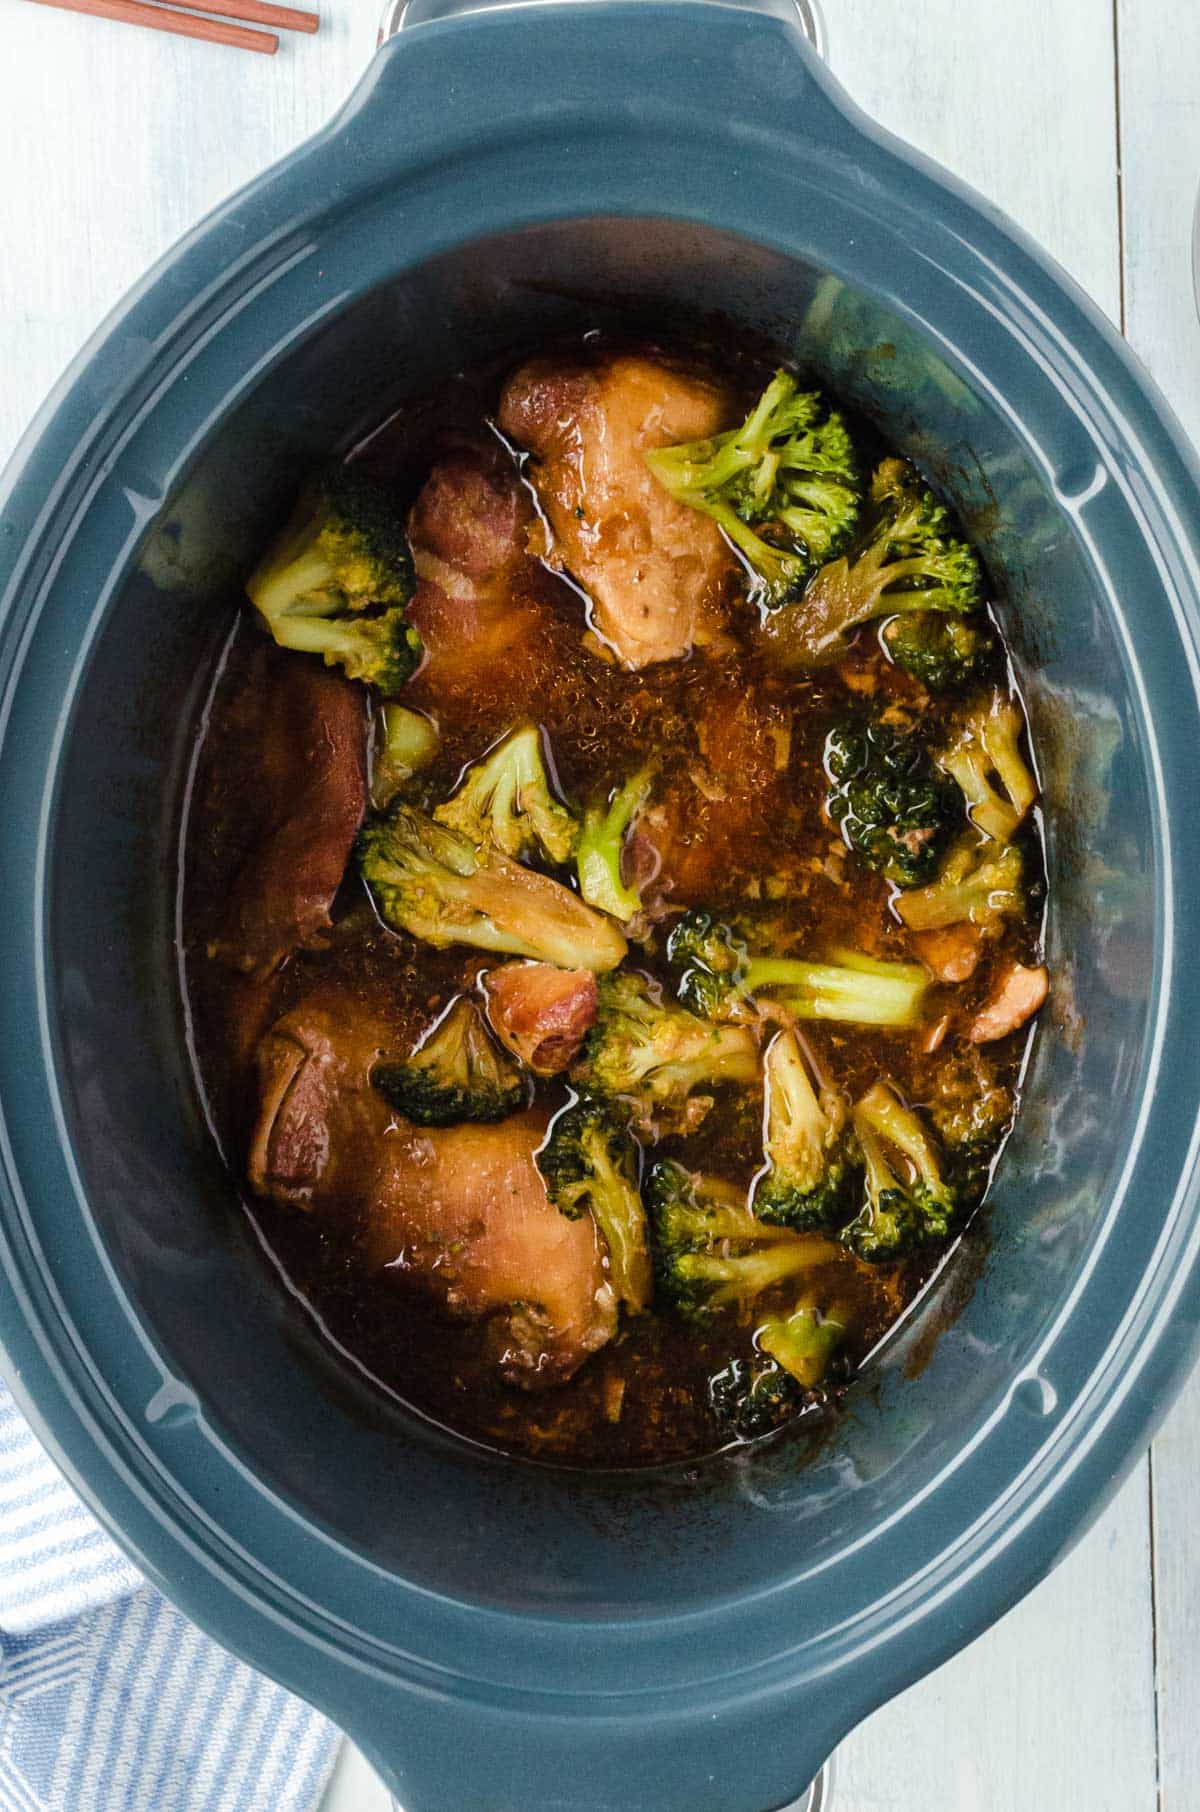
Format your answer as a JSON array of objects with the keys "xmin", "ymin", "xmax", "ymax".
[
  {"xmin": 249, "ymin": 997, "xmax": 617, "ymax": 1387},
  {"xmin": 483, "ymin": 963, "xmax": 599, "ymax": 1074},
  {"xmin": 209, "ymin": 647, "xmax": 368, "ymax": 977},
  {"xmin": 363, "ymin": 1113, "xmax": 617, "ymax": 1389},
  {"xmin": 498, "ymin": 353, "xmax": 738, "ymax": 668},
  {"xmin": 404, "ymin": 443, "xmax": 556, "ymax": 721}
]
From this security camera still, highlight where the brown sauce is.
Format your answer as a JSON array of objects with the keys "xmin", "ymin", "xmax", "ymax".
[{"xmin": 180, "ymin": 342, "xmax": 1044, "ymax": 1468}]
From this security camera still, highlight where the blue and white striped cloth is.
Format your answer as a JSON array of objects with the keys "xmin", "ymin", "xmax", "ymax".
[{"xmin": 0, "ymin": 1382, "xmax": 338, "ymax": 1812}]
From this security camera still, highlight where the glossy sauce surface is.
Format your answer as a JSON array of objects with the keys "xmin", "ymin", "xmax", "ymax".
[{"xmin": 182, "ymin": 349, "xmax": 1044, "ymax": 1466}]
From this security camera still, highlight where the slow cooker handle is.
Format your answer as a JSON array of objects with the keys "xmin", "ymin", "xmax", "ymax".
[{"xmin": 379, "ymin": 0, "xmax": 825, "ymax": 52}]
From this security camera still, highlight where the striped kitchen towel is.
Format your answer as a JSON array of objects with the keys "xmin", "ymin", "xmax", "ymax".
[{"xmin": 0, "ymin": 1381, "xmax": 338, "ymax": 1812}]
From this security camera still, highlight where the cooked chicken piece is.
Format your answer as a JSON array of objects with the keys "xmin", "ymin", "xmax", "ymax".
[
  {"xmin": 210, "ymin": 649, "xmax": 368, "ymax": 977},
  {"xmin": 249, "ymin": 998, "xmax": 616, "ymax": 1386},
  {"xmin": 363, "ymin": 1113, "xmax": 617, "ymax": 1388},
  {"xmin": 634, "ymin": 681, "xmax": 793, "ymax": 908},
  {"xmin": 969, "ymin": 962, "xmax": 1049, "ymax": 1043},
  {"xmin": 483, "ymin": 962, "xmax": 599, "ymax": 1074},
  {"xmin": 408, "ymin": 441, "xmax": 531, "ymax": 586},
  {"xmin": 404, "ymin": 443, "xmax": 558, "ymax": 720},
  {"xmin": 248, "ymin": 1002, "xmax": 391, "ymax": 1203},
  {"xmin": 912, "ymin": 923, "xmax": 985, "ymax": 985},
  {"xmin": 497, "ymin": 354, "xmax": 737, "ymax": 667}
]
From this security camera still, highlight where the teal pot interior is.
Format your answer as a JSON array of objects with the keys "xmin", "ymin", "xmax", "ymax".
[{"xmin": 2, "ymin": 7, "xmax": 1200, "ymax": 1809}]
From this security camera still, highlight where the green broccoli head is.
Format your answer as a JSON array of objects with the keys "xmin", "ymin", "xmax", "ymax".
[
  {"xmin": 536, "ymin": 1097, "xmax": 651, "ymax": 1312},
  {"xmin": 760, "ymin": 457, "xmax": 982, "ymax": 669},
  {"xmin": 573, "ymin": 972, "xmax": 760, "ymax": 1115},
  {"xmin": 825, "ymin": 715, "xmax": 961, "ymax": 888},
  {"xmin": 881, "ymin": 610, "xmax": 998, "ymax": 693},
  {"xmin": 435, "ymin": 721, "xmax": 579, "ymax": 866},
  {"xmin": 753, "ymin": 1029, "xmax": 857, "ymax": 1232},
  {"xmin": 924, "ymin": 1048, "xmax": 1014, "ymax": 1199},
  {"xmin": 938, "ymin": 690, "xmax": 1038, "ymax": 843},
  {"xmin": 756, "ymin": 1302, "xmax": 848, "ymax": 1390},
  {"xmin": 866, "ymin": 459, "xmax": 983, "ymax": 609},
  {"xmin": 575, "ymin": 764, "xmax": 656, "ymax": 921},
  {"xmin": 372, "ymin": 996, "xmax": 527, "ymax": 1126},
  {"xmin": 645, "ymin": 1159, "xmax": 825, "ymax": 1325},
  {"xmin": 247, "ymin": 463, "xmax": 422, "ymax": 692},
  {"xmin": 357, "ymin": 802, "xmax": 628, "ymax": 970},
  {"xmin": 895, "ymin": 834, "xmax": 1024, "ymax": 933},
  {"xmin": 708, "ymin": 1356, "xmax": 803, "ymax": 1441},
  {"xmin": 841, "ymin": 1081, "xmax": 958, "ymax": 1262},
  {"xmin": 665, "ymin": 908, "xmax": 751, "ymax": 1019},
  {"xmin": 644, "ymin": 371, "xmax": 861, "ymax": 609}
]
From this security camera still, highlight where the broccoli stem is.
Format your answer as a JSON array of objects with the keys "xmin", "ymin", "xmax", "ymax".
[
  {"xmin": 269, "ymin": 614, "xmax": 361, "ymax": 655},
  {"xmin": 252, "ymin": 543, "xmax": 346, "ymax": 620},
  {"xmin": 757, "ymin": 1305, "xmax": 847, "ymax": 1388},
  {"xmin": 857, "ymin": 1081, "xmax": 946, "ymax": 1193},
  {"xmin": 581, "ymin": 1133, "xmax": 652, "ymax": 1313},
  {"xmin": 372, "ymin": 705, "xmax": 439, "ymax": 808},
  {"xmin": 677, "ymin": 1238, "xmax": 826, "ymax": 1311},
  {"xmin": 742, "ymin": 954, "xmax": 927, "ymax": 1027},
  {"xmin": 576, "ymin": 765, "xmax": 656, "ymax": 921}
]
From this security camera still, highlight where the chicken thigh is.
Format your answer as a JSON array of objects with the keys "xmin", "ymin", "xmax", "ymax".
[
  {"xmin": 498, "ymin": 354, "xmax": 737, "ymax": 667},
  {"xmin": 249, "ymin": 997, "xmax": 617, "ymax": 1386}
]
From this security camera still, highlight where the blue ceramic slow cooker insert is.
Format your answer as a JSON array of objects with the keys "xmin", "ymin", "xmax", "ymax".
[{"xmin": 2, "ymin": 3, "xmax": 1200, "ymax": 1807}]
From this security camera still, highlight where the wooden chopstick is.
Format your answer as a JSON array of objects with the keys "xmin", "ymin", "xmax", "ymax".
[
  {"xmin": 25, "ymin": 0, "xmax": 279, "ymax": 50},
  {"xmin": 181, "ymin": 0, "xmax": 318, "ymax": 30}
]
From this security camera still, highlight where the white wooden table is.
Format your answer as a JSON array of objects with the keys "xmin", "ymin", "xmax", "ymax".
[{"xmin": 1, "ymin": 2, "xmax": 1198, "ymax": 1806}]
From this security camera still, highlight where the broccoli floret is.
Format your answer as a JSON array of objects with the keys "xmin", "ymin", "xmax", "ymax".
[
  {"xmin": 761, "ymin": 458, "xmax": 981, "ymax": 669},
  {"xmin": 825, "ymin": 715, "xmax": 960, "ymax": 887},
  {"xmin": 247, "ymin": 463, "xmax": 422, "ymax": 691},
  {"xmin": 925, "ymin": 1048, "xmax": 1012, "ymax": 1150},
  {"xmin": 576, "ymin": 764, "xmax": 656, "ymax": 921},
  {"xmin": 753, "ymin": 1029, "xmax": 857, "ymax": 1231},
  {"xmin": 895, "ymin": 835, "xmax": 1024, "ymax": 933},
  {"xmin": 371, "ymin": 704, "xmax": 439, "ymax": 809},
  {"xmin": 939, "ymin": 691, "xmax": 1037, "ymax": 842},
  {"xmin": 666, "ymin": 908, "xmax": 752, "ymax": 1019},
  {"xmin": 709, "ymin": 1293, "xmax": 851, "ymax": 1439},
  {"xmin": 358, "ymin": 802, "xmax": 627, "ymax": 970},
  {"xmin": 435, "ymin": 722, "xmax": 578, "ymax": 866},
  {"xmin": 651, "ymin": 1160, "xmax": 851, "ymax": 1436},
  {"xmin": 924, "ymin": 1048, "xmax": 1013, "ymax": 1199},
  {"xmin": 667, "ymin": 910, "xmax": 928, "ymax": 1029},
  {"xmin": 842, "ymin": 1081, "xmax": 958, "ymax": 1262},
  {"xmin": 574, "ymin": 972, "xmax": 759, "ymax": 1114},
  {"xmin": 646, "ymin": 1160, "xmax": 820, "ymax": 1323},
  {"xmin": 536, "ymin": 1098, "xmax": 651, "ymax": 1312},
  {"xmin": 644, "ymin": 371, "xmax": 861, "ymax": 608},
  {"xmin": 372, "ymin": 996, "xmax": 526, "ymax": 1126},
  {"xmin": 757, "ymin": 1302, "xmax": 848, "ymax": 1389},
  {"xmin": 708, "ymin": 1356, "xmax": 803, "ymax": 1441},
  {"xmin": 881, "ymin": 611, "xmax": 998, "ymax": 693},
  {"xmin": 262, "ymin": 607, "xmax": 421, "ymax": 692}
]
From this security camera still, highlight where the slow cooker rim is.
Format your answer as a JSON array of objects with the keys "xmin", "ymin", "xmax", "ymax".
[{"xmin": 0, "ymin": 0, "xmax": 1199, "ymax": 1766}]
